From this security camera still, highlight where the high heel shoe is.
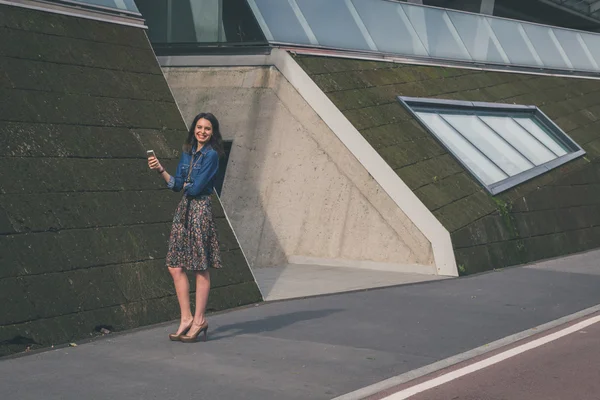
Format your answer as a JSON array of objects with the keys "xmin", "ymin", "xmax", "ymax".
[
  {"xmin": 168, "ymin": 321, "xmax": 193, "ymax": 341},
  {"xmin": 180, "ymin": 321, "xmax": 208, "ymax": 343}
]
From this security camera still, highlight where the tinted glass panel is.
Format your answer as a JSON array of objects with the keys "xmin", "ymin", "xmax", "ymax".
[
  {"xmin": 136, "ymin": 0, "xmax": 266, "ymax": 44},
  {"xmin": 487, "ymin": 18, "xmax": 540, "ymax": 66},
  {"xmin": 350, "ymin": 0, "xmax": 427, "ymax": 56},
  {"xmin": 521, "ymin": 24, "xmax": 570, "ymax": 69},
  {"xmin": 171, "ymin": 0, "xmax": 212, "ymax": 42},
  {"xmin": 295, "ymin": 0, "xmax": 371, "ymax": 50},
  {"xmin": 222, "ymin": 0, "xmax": 266, "ymax": 43},
  {"xmin": 403, "ymin": 4, "xmax": 470, "ymax": 60},
  {"xmin": 250, "ymin": 0, "xmax": 311, "ymax": 44},
  {"xmin": 137, "ymin": 0, "xmax": 168, "ymax": 42},
  {"xmin": 553, "ymin": 30, "xmax": 596, "ymax": 71},
  {"xmin": 579, "ymin": 32, "xmax": 600, "ymax": 67},
  {"xmin": 447, "ymin": 11, "xmax": 506, "ymax": 64}
]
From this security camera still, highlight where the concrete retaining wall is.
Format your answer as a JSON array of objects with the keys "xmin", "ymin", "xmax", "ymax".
[
  {"xmin": 0, "ymin": 5, "xmax": 260, "ymax": 357},
  {"xmin": 163, "ymin": 65, "xmax": 434, "ymax": 270}
]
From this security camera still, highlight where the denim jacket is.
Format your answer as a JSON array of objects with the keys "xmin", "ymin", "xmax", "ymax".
[{"xmin": 167, "ymin": 145, "xmax": 219, "ymax": 197}]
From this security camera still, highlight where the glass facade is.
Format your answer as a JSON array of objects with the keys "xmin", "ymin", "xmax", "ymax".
[
  {"xmin": 246, "ymin": 0, "xmax": 600, "ymax": 75},
  {"xmin": 51, "ymin": 0, "xmax": 140, "ymax": 14},
  {"xmin": 135, "ymin": 0, "xmax": 266, "ymax": 49},
  {"xmin": 399, "ymin": 97, "xmax": 585, "ymax": 194}
]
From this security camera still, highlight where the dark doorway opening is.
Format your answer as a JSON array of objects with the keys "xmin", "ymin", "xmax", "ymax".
[{"xmin": 214, "ymin": 140, "xmax": 232, "ymax": 196}]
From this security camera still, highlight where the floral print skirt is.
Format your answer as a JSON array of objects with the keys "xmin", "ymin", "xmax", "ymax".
[{"xmin": 166, "ymin": 195, "xmax": 222, "ymax": 271}]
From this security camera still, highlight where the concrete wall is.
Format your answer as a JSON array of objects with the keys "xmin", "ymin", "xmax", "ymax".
[
  {"xmin": 162, "ymin": 65, "xmax": 434, "ymax": 270},
  {"xmin": 0, "ymin": 5, "xmax": 261, "ymax": 357},
  {"xmin": 296, "ymin": 54, "xmax": 600, "ymax": 275}
]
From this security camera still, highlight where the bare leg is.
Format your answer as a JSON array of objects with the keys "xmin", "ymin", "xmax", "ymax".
[
  {"xmin": 191, "ymin": 269, "xmax": 211, "ymax": 329},
  {"xmin": 168, "ymin": 267, "xmax": 193, "ymax": 334}
]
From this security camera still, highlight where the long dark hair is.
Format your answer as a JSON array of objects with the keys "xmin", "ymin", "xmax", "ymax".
[{"xmin": 183, "ymin": 112, "xmax": 225, "ymax": 157}]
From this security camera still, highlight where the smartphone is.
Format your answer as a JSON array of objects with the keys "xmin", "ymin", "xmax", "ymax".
[{"xmin": 146, "ymin": 150, "xmax": 156, "ymax": 159}]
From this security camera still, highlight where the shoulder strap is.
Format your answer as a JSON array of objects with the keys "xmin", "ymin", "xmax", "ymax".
[{"xmin": 186, "ymin": 152, "xmax": 204, "ymax": 183}]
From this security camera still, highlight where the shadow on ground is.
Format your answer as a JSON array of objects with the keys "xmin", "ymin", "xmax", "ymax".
[{"xmin": 209, "ymin": 308, "xmax": 342, "ymax": 341}]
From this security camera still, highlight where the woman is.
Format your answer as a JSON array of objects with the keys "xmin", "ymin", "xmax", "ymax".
[{"xmin": 148, "ymin": 112, "xmax": 224, "ymax": 343}]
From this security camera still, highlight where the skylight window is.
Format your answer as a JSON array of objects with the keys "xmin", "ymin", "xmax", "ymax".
[{"xmin": 398, "ymin": 97, "xmax": 585, "ymax": 194}]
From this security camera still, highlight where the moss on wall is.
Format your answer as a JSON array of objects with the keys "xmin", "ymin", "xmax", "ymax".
[
  {"xmin": 0, "ymin": 5, "xmax": 261, "ymax": 357},
  {"xmin": 296, "ymin": 54, "xmax": 600, "ymax": 275}
]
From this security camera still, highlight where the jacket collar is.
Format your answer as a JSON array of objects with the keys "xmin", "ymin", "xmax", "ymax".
[{"xmin": 193, "ymin": 143, "xmax": 212, "ymax": 156}]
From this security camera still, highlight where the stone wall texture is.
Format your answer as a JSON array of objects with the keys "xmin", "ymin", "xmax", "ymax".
[
  {"xmin": 296, "ymin": 54, "xmax": 600, "ymax": 275},
  {"xmin": 0, "ymin": 5, "xmax": 260, "ymax": 357}
]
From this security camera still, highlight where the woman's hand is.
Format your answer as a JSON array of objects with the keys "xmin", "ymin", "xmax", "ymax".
[
  {"xmin": 148, "ymin": 156, "xmax": 163, "ymax": 172},
  {"xmin": 149, "ymin": 155, "xmax": 171, "ymax": 185}
]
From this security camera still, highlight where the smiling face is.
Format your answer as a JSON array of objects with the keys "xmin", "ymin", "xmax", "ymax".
[{"xmin": 194, "ymin": 118, "xmax": 213, "ymax": 147}]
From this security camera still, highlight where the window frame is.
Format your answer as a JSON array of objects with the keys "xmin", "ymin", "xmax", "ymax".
[{"xmin": 398, "ymin": 96, "xmax": 586, "ymax": 195}]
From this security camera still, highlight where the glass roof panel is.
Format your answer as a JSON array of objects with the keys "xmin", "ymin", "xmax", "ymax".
[
  {"xmin": 578, "ymin": 32, "xmax": 600, "ymax": 68},
  {"xmin": 244, "ymin": 0, "xmax": 600, "ymax": 75},
  {"xmin": 521, "ymin": 24, "xmax": 571, "ymax": 69},
  {"xmin": 295, "ymin": 0, "xmax": 371, "ymax": 51},
  {"xmin": 553, "ymin": 30, "xmax": 597, "ymax": 71},
  {"xmin": 480, "ymin": 117, "xmax": 556, "ymax": 165},
  {"xmin": 486, "ymin": 17, "xmax": 542, "ymax": 67},
  {"xmin": 415, "ymin": 112, "xmax": 508, "ymax": 185},
  {"xmin": 402, "ymin": 4, "xmax": 471, "ymax": 60},
  {"xmin": 447, "ymin": 10, "xmax": 507, "ymax": 64},
  {"xmin": 249, "ymin": 0, "xmax": 312, "ymax": 44},
  {"xmin": 350, "ymin": 0, "xmax": 428, "ymax": 56},
  {"xmin": 514, "ymin": 118, "xmax": 569, "ymax": 156},
  {"xmin": 138, "ymin": 0, "xmax": 266, "ymax": 46},
  {"xmin": 441, "ymin": 114, "xmax": 534, "ymax": 177}
]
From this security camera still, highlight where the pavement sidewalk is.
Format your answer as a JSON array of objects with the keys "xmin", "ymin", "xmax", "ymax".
[{"xmin": 1, "ymin": 250, "xmax": 600, "ymax": 400}]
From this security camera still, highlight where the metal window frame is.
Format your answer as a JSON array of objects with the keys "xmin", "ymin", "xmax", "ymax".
[
  {"xmin": 48, "ymin": 0, "xmax": 141, "ymax": 16},
  {"xmin": 398, "ymin": 96, "xmax": 586, "ymax": 195},
  {"xmin": 1, "ymin": 0, "xmax": 145, "ymax": 27}
]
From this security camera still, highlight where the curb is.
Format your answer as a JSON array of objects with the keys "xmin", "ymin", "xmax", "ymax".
[{"xmin": 332, "ymin": 303, "xmax": 600, "ymax": 400}]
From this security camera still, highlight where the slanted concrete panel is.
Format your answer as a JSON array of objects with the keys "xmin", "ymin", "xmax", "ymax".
[
  {"xmin": 163, "ymin": 66, "xmax": 435, "ymax": 272},
  {"xmin": 0, "ymin": 4, "xmax": 260, "ymax": 357}
]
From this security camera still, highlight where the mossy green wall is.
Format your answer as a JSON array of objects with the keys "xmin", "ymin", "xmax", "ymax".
[
  {"xmin": 0, "ymin": 5, "xmax": 260, "ymax": 357},
  {"xmin": 296, "ymin": 54, "xmax": 600, "ymax": 275}
]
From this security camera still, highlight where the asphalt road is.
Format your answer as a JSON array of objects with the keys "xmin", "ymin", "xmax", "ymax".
[
  {"xmin": 400, "ymin": 315, "xmax": 600, "ymax": 400},
  {"xmin": 1, "ymin": 250, "xmax": 600, "ymax": 400}
]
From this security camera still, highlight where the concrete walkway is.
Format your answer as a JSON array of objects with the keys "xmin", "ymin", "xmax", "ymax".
[
  {"xmin": 253, "ymin": 263, "xmax": 448, "ymax": 301},
  {"xmin": 2, "ymin": 250, "xmax": 600, "ymax": 400}
]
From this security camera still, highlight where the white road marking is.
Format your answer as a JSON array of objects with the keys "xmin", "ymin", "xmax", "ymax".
[{"xmin": 382, "ymin": 315, "xmax": 600, "ymax": 399}]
